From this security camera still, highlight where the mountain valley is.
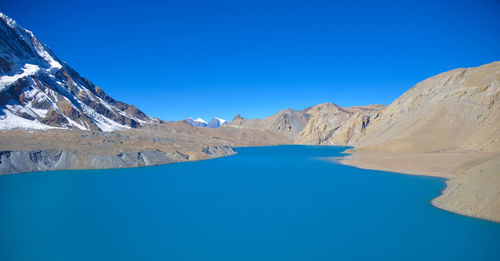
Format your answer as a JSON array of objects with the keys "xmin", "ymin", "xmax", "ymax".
[{"xmin": 0, "ymin": 12, "xmax": 499, "ymax": 222}]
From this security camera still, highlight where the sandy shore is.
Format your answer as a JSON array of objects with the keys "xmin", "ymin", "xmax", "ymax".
[{"xmin": 337, "ymin": 151, "xmax": 500, "ymax": 223}]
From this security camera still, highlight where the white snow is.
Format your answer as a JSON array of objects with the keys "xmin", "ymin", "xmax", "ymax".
[
  {"xmin": 48, "ymin": 89, "xmax": 59, "ymax": 102},
  {"xmin": 207, "ymin": 117, "xmax": 228, "ymax": 128},
  {"xmin": 1, "ymin": 12, "xmax": 61, "ymax": 71},
  {"xmin": 28, "ymin": 107, "xmax": 49, "ymax": 118},
  {"xmin": 0, "ymin": 64, "xmax": 40, "ymax": 91},
  {"xmin": 194, "ymin": 117, "xmax": 208, "ymax": 124},
  {"xmin": 0, "ymin": 12, "xmax": 17, "ymax": 29},
  {"xmin": 0, "ymin": 109, "xmax": 60, "ymax": 130},
  {"xmin": 214, "ymin": 117, "xmax": 227, "ymax": 124},
  {"xmin": 28, "ymin": 31, "xmax": 62, "ymax": 69},
  {"xmin": 94, "ymin": 117, "xmax": 130, "ymax": 132},
  {"xmin": 60, "ymin": 96, "xmax": 130, "ymax": 132},
  {"xmin": 63, "ymin": 115, "xmax": 89, "ymax": 130},
  {"xmin": 5, "ymin": 103, "xmax": 38, "ymax": 119}
]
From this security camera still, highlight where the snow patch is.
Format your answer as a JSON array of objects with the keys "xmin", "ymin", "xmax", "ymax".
[
  {"xmin": 195, "ymin": 117, "xmax": 207, "ymax": 124},
  {"xmin": 0, "ymin": 64, "xmax": 40, "ymax": 91},
  {"xmin": 0, "ymin": 109, "xmax": 61, "ymax": 130},
  {"xmin": 214, "ymin": 117, "xmax": 227, "ymax": 124},
  {"xmin": 63, "ymin": 115, "xmax": 89, "ymax": 130}
]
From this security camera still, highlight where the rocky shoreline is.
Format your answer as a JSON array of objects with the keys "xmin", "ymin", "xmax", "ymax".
[
  {"xmin": 338, "ymin": 151, "xmax": 500, "ymax": 223},
  {"xmin": 0, "ymin": 124, "xmax": 289, "ymax": 175},
  {"xmin": 0, "ymin": 146, "xmax": 235, "ymax": 175}
]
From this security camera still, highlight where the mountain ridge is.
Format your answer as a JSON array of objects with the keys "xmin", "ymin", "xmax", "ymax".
[
  {"xmin": 352, "ymin": 61, "xmax": 500, "ymax": 152},
  {"xmin": 0, "ymin": 13, "xmax": 155, "ymax": 131},
  {"xmin": 229, "ymin": 103, "xmax": 386, "ymax": 144}
]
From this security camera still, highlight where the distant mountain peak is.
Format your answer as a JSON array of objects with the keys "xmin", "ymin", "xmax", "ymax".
[
  {"xmin": 302, "ymin": 102, "xmax": 346, "ymax": 115},
  {"xmin": 185, "ymin": 117, "xmax": 207, "ymax": 127},
  {"xmin": 0, "ymin": 12, "xmax": 155, "ymax": 131},
  {"xmin": 185, "ymin": 117, "xmax": 227, "ymax": 128},
  {"xmin": 195, "ymin": 117, "xmax": 207, "ymax": 124},
  {"xmin": 208, "ymin": 117, "xmax": 227, "ymax": 128},
  {"xmin": 232, "ymin": 114, "xmax": 244, "ymax": 122}
]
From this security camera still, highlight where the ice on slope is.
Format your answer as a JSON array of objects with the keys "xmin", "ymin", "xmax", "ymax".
[
  {"xmin": 0, "ymin": 64, "xmax": 40, "ymax": 91},
  {"xmin": 195, "ymin": 117, "xmax": 207, "ymax": 124},
  {"xmin": 0, "ymin": 109, "xmax": 60, "ymax": 130}
]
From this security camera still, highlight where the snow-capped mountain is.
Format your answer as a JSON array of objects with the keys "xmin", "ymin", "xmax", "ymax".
[
  {"xmin": 185, "ymin": 117, "xmax": 208, "ymax": 127},
  {"xmin": 0, "ymin": 13, "xmax": 155, "ymax": 131},
  {"xmin": 208, "ymin": 117, "xmax": 227, "ymax": 128},
  {"xmin": 185, "ymin": 117, "xmax": 227, "ymax": 128}
]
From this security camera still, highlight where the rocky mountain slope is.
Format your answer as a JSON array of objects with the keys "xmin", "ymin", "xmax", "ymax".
[
  {"xmin": 228, "ymin": 62, "xmax": 499, "ymax": 152},
  {"xmin": 229, "ymin": 104, "xmax": 385, "ymax": 144},
  {"xmin": 185, "ymin": 117, "xmax": 208, "ymax": 127},
  {"xmin": 353, "ymin": 62, "xmax": 500, "ymax": 152},
  {"xmin": 0, "ymin": 13, "xmax": 154, "ymax": 131},
  {"xmin": 341, "ymin": 61, "xmax": 500, "ymax": 222},
  {"xmin": 0, "ymin": 12, "xmax": 291, "ymax": 175},
  {"xmin": 229, "ymin": 109, "xmax": 310, "ymax": 139},
  {"xmin": 297, "ymin": 103, "xmax": 385, "ymax": 145},
  {"xmin": 208, "ymin": 117, "xmax": 227, "ymax": 128}
]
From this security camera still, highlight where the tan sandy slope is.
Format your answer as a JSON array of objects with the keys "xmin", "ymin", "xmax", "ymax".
[
  {"xmin": 353, "ymin": 61, "xmax": 500, "ymax": 153},
  {"xmin": 342, "ymin": 61, "xmax": 500, "ymax": 222}
]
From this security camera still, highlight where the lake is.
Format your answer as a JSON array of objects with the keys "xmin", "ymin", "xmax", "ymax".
[{"xmin": 1, "ymin": 145, "xmax": 499, "ymax": 260}]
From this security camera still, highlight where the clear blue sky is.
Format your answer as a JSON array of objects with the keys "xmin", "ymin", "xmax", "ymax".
[{"xmin": 3, "ymin": 0, "xmax": 500, "ymax": 121}]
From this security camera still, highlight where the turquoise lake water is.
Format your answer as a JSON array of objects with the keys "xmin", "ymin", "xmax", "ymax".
[{"xmin": 1, "ymin": 145, "xmax": 500, "ymax": 260}]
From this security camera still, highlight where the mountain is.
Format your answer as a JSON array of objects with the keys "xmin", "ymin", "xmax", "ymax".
[
  {"xmin": 185, "ymin": 117, "xmax": 228, "ymax": 128},
  {"xmin": 208, "ymin": 117, "xmax": 227, "ymax": 128},
  {"xmin": 233, "ymin": 62, "xmax": 498, "ymax": 151},
  {"xmin": 353, "ymin": 61, "xmax": 500, "ymax": 153},
  {"xmin": 229, "ymin": 105, "xmax": 385, "ymax": 143},
  {"xmin": 229, "ymin": 108, "xmax": 310, "ymax": 139},
  {"xmin": 0, "ymin": 13, "xmax": 155, "ymax": 131},
  {"xmin": 185, "ymin": 117, "xmax": 208, "ymax": 127},
  {"xmin": 297, "ymin": 103, "xmax": 385, "ymax": 145},
  {"xmin": 341, "ymin": 62, "xmax": 500, "ymax": 223}
]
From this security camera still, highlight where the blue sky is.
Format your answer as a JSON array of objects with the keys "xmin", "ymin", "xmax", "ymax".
[{"xmin": 2, "ymin": 0, "xmax": 500, "ymax": 121}]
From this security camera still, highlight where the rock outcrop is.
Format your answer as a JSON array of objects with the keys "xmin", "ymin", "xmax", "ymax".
[
  {"xmin": 229, "ymin": 104, "xmax": 385, "ymax": 144},
  {"xmin": 297, "ymin": 103, "xmax": 385, "ymax": 145},
  {"xmin": 0, "ymin": 146, "xmax": 235, "ymax": 175},
  {"xmin": 229, "ymin": 108, "xmax": 310, "ymax": 139},
  {"xmin": 201, "ymin": 145, "xmax": 235, "ymax": 157},
  {"xmin": 0, "ymin": 149, "xmax": 192, "ymax": 174}
]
